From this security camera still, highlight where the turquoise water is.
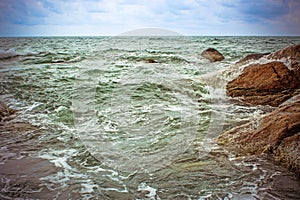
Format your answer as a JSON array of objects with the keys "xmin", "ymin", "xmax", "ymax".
[{"xmin": 1, "ymin": 36, "xmax": 300, "ymax": 199}]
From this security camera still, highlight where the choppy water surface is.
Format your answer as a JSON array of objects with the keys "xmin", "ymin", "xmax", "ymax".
[{"xmin": 1, "ymin": 36, "xmax": 300, "ymax": 199}]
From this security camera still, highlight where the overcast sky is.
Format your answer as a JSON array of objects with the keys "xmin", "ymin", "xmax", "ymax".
[{"xmin": 0, "ymin": 0, "xmax": 299, "ymax": 36}]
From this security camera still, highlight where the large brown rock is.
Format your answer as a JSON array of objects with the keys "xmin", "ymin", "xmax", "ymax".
[
  {"xmin": 275, "ymin": 134, "xmax": 300, "ymax": 176},
  {"xmin": 268, "ymin": 44, "xmax": 300, "ymax": 78},
  {"xmin": 217, "ymin": 97, "xmax": 300, "ymax": 176},
  {"xmin": 226, "ymin": 61, "xmax": 300, "ymax": 106},
  {"xmin": 219, "ymin": 44, "xmax": 300, "ymax": 177},
  {"xmin": 201, "ymin": 48, "xmax": 224, "ymax": 62},
  {"xmin": 267, "ymin": 44, "xmax": 300, "ymax": 60}
]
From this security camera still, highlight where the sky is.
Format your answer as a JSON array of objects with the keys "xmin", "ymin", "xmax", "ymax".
[{"xmin": 0, "ymin": 0, "xmax": 299, "ymax": 36}]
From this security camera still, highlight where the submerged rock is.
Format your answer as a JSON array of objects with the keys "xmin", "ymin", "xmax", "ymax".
[
  {"xmin": 217, "ymin": 97, "xmax": 300, "ymax": 176},
  {"xmin": 0, "ymin": 101, "xmax": 16, "ymax": 122},
  {"xmin": 145, "ymin": 58, "xmax": 158, "ymax": 63},
  {"xmin": 0, "ymin": 101, "xmax": 82, "ymax": 198},
  {"xmin": 236, "ymin": 52, "xmax": 270, "ymax": 64},
  {"xmin": 226, "ymin": 61, "xmax": 300, "ymax": 106},
  {"xmin": 201, "ymin": 48, "xmax": 224, "ymax": 62}
]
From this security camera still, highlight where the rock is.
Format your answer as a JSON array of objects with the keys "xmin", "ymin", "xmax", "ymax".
[
  {"xmin": 268, "ymin": 44, "xmax": 300, "ymax": 79},
  {"xmin": 0, "ymin": 101, "xmax": 83, "ymax": 198},
  {"xmin": 280, "ymin": 93, "xmax": 300, "ymax": 106},
  {"xmin": 236, "ymin": 52, "xmax": 270, "ymax": 64},
  {"xmin": 219, "ymin": 44, "xmax": 300, "ymax": 177},
  {"xmin": 226, "ymin": 61, "xmax": 300, "ymax": 106},
  {"xmin": 217, "ymin": 98, "xmax": 300, "ymax": 176},
  {"xmin": 291, "ymin": 61, "xmax": 300, "ymax": 79},
  {"xmin": 145, "ymin": 58, "xmax": 157, "ymax": 63},
  {"xmin": 267, "ymin": 44, "xmax": 300, "ymax": 60},
  {"xmin": 201, "ymin": 48, "xmax": 224, "ymax": 62},
  {"xmin": 275, "ymin": 134, "xmax": 300, "ymax": 176},
  {"xmin": 0, "ymin": 101, "xmax": 16, "ymax": 122},
  {"xmin": 0, "ymin": 157, "xmax": 60, "ymax": 199}
]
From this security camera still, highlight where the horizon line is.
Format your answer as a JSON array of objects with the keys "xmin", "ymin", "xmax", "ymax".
[{"xmin": 1, "ymin": 35, "xmax": 300, "ymax": 38}]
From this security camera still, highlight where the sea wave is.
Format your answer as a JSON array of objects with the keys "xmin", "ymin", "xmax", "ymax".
[
  {"xmin": 0, "ymin": 49, "xmax": 22, "ymax": 60},
  {"xmin": 120, "ymin": 54, "xmax": 189, "ymax": 63},
  {"xmin": 0, "ymin": 49, "xmax": 85, "ymax": 65},
  {"xmin": 1, "ymin": 36, "xmax": 300, "ymax": 199}
]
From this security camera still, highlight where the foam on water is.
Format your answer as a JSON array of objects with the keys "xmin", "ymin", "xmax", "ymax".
[
  {"xmin": 1, "ymin": 36, "xmax": 300, "ymax": 199},
  {"xmin": 137, "ymin": 182, "xmax": 160, "ymax": 200}
]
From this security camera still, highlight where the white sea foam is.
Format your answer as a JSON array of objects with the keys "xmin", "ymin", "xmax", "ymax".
[
  {"xmin": 1, "ymin": 36, "xmax": 300, "ymax": 199},
  {"xmin": 137, "ymin": 182, "xmax": 160, "ymax": 200}
]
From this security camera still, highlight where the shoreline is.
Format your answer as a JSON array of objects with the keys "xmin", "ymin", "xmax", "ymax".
[{"xmin": 217, "ymin": 44, "xmax": 300, "ymax": 177}]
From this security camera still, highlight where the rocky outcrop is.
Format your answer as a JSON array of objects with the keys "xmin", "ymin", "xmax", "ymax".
[
  {"xmin": 275, "ymin": 133, "xmax": 300, "ymax": 176},
  {"xmin": 267, "ymin": 44, "xmax": 300, "ymax": 60},
  {"xmin": 218, "ymin": 97, "xmax": 300, "ymax": 176},
  {"xmin": 218, "ymin": 44, "xmax": 300, "ymax": 177},
  {"xmin": 226, "ymin": 61, "xmax": 300, "ymax": 106},
  {"xmin": 268, "ymin": 44, "xmax": 300, "ymax": 79},
  {"xmin": 226, "ymin": 44, "xmax": 300, "ymax": 107},
  {"xmin": 201, "ymin": 48, "xmax": 224, "ymax": 62}
]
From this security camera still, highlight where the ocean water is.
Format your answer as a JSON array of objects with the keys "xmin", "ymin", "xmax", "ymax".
[{"xmin": 0, "ymin": 36, "xmax": 300, "ymax": 199}]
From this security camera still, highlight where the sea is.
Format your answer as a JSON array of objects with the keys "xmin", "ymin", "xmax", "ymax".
[{"xmin": 0, "ymin": 36, "xmax": 300, "ymax": 199}]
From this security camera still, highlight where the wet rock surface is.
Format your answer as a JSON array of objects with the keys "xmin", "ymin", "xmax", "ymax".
[
  {"xmin": 218, "ymin": 98, "xmax": 300, "ymax": 176},
  {"xmin": 267, "ymin": 44, "xmax": 300, "ymax": 61},
  {"xmin": 219, "ymin": 44, "xmax": 300, "ymax": 177},
  {"xmin": 0, "ymin": 102, "xmax": 81, "ymax": 199},
  {"xmin": 0, "ymin": 101, "xmax": 16, "ymax": 122},
  {"xmin": 201, "ymin": 48, "xmax": 225, "ymax": 62},
  {"xmin": 145, "ymin": 58, "xmax": 158, "ymax": 63},
  {"xmin": 226, "ymin": 61, "xmax": 300, "ymax": 107}
]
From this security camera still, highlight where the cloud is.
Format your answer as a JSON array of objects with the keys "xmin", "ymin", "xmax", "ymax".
[
  {"xmin": 219, "ymin": 0, "xmax": 300, "ymax": 34},
  {"xmin": 222, "ymin": 0, "xmax": 289, "ymax": 22},
  {"xmin": 0, "ymin": 0, "xmax": 299, "ymax": 36}
]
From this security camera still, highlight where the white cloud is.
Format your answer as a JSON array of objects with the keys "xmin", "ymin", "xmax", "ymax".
[{"xmin": 0, "ymin": 0, "xmax": 299, "ymax": 36}]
